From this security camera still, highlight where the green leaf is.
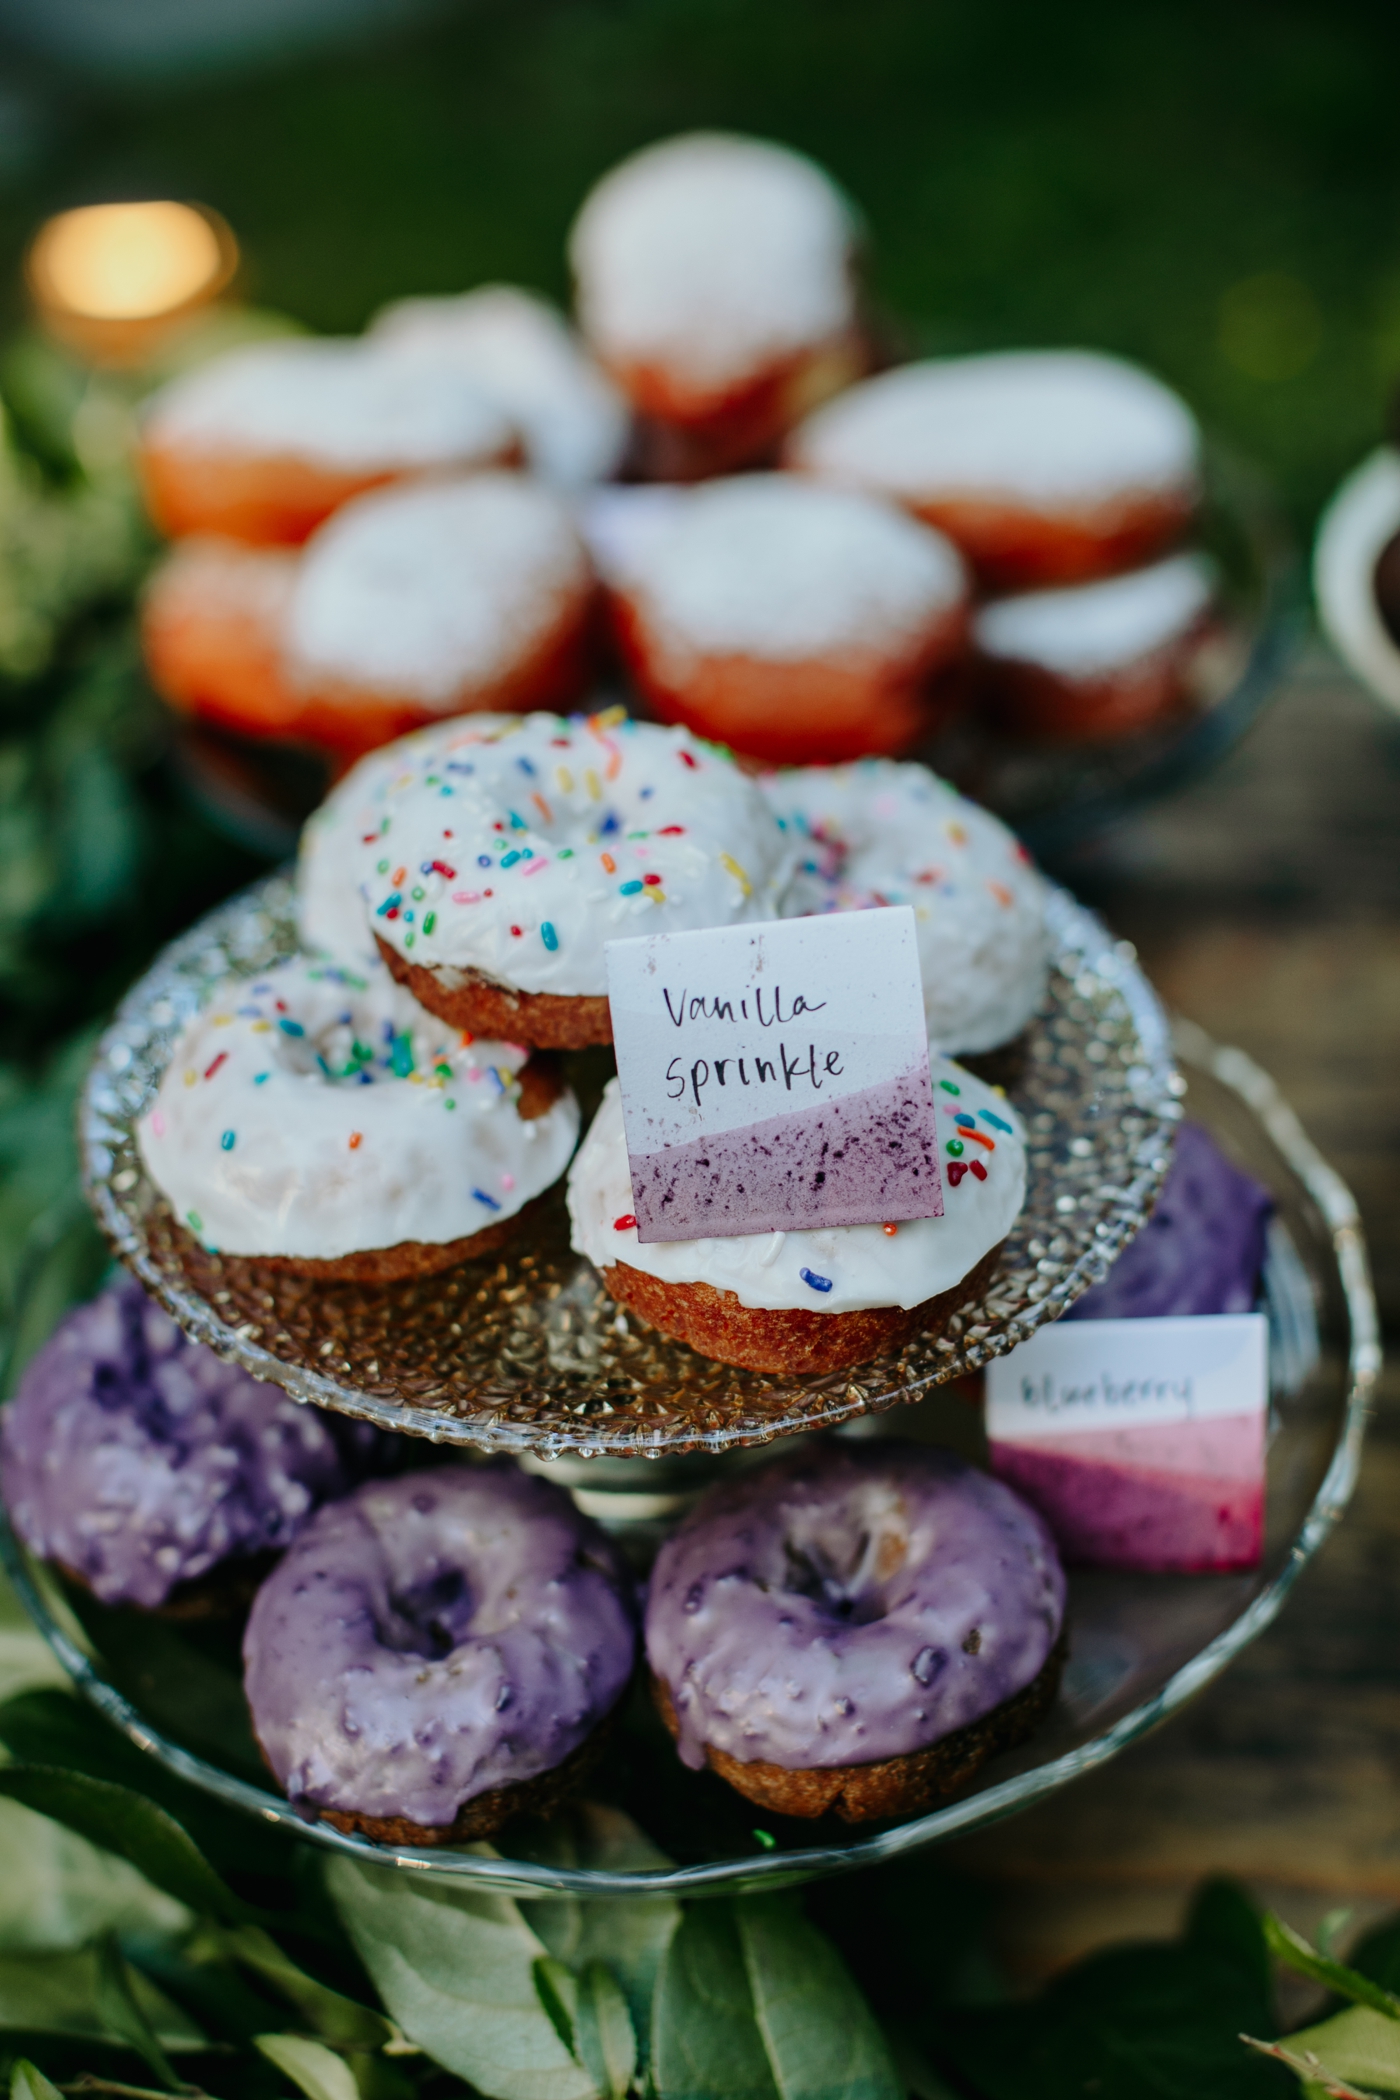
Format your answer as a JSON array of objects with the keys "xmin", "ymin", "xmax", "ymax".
[
  {"xmin": 0, "ymin": 1790, "xmax": 190, "ymax": 1955},
  {"xmin": 0, "ymin": 1766, "xmax": 249, "ymax": 1925},
  {"xmin": 574, "ymin": 1964, "xmax": 636, "ymax": 2100},
  {"xmin": 736, "ymin": 1898, "xmax": 902, "ymax": 2100},
  {"xmin": 533, "ymin": 1957, "xmax": 580, "ymax": 2060},
  {"xmin": 521, "ymin": 1806, "xmax": 680, "ymax": 2059},
  {"xmin": 220, "ymin": 1925, "xmax": 393, "ymax": 2049},
  {"xmin": 9, "ymin": 2060, "xmax": 64, "ymax": 2100},
  {"xmin": 1253, "ymin": 2005, "xmax": 1400, "ymax": 2093},
  {"xmin": 326, "ymin": 1854, "xmax": 599, "ymax": 2100},
  {"xmin": 1351, "ymin": 1921, "xmax": 1400, "ymax": 1999},
  {"xmin": 257, "ymin": 2033, "xmax": 362, "ymax": 2100},
  {"xmin": 1265, "ymin": 1915, "xmax": 1400, "ymax": 2022},
  {"xmin": 652, "ymin": 1903, "xmax": 779, "ymax": 2100},
  {"xmin": 0, "ymin": 1946, "xmax": 203, "ymax": 2047},
  {"xmin": 94, "ymin": 1935, "xmax": 180, "ymax": 2090}
]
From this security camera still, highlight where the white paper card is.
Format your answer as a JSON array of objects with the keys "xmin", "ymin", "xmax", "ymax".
[
  {"xmin": 605, "ymin": 907, "xmax": 942, "ymax": 1242},
  {"xmin": 985, "ymin": 1313, "xmax": 1269, "ymax": 1438}
]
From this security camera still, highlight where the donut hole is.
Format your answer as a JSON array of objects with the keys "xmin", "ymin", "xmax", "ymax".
[
  {"xmin": 381, "ymin": 1564, "xmax": 475, "ymax": 1659},
  {"xmin": 778, "ymin": 1489, "xmax": 909, "ymax": 1625},
  {"xmin": 1375, "ymin": 527, "xmax": 1400, "ymax": 647}
]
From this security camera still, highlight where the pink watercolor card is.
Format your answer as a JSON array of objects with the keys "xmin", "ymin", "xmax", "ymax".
[
  {"xmin": 985, "ymin": 1312, "xmax": 1268, "ymax": 1571},
  {"xmin": 605, "ymin": 906, "xmax": 942, "ymax": 1242}
]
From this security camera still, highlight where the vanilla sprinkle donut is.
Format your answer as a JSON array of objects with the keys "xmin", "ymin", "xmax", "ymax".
[
  {"xmin": 370, "ymin": 284, "xmax": 630, "ymax": 489},
  {"xmin": 788, "ymin": 350, "xmax": 1200, "ymax": 590},
  {"xmin": 762, "ymin": 760, "xmax": 1049, "ymax": 1055},
  {"xmin": 138, "ymin": 954, "xmax": 579, "ymax": 1276},
  {"xmin": 567, "ymin": 1057, "xmax": 1025, "ymax": 1372},
  {"xmin": 569, "ymin": 132, "xmax": 865, "ymax": 472},
  {"xmin": 139, "ymin": 337, "xmax": 518, "ymax": 545},
  {"xmin": 348, "ymin": 710, "xmax": 795, "ymax": 1048},
  {"xmin": 607, "ymin": 475, "xmax": 969, "ymax": 766}
]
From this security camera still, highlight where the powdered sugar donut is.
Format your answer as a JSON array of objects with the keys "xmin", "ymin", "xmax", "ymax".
[
  {"xmin": 370, "ymin": 284, "xmax": 630, "ymax": 489},
  {"xmin": 1313, "ymin": 448, "xmax": 1400, "ymax": 715},
  {"xmin": 570, "ymin": 132, "xmax": 866, "ymax": 477},
  {"xmin": 605, "ymin": 476, "xmax": 969, "ymax": 765},
  {"xmin": 973, "ymin": 552, "xmax": 1217, "ymax": 742},
  {"xmin": 141, "ymin": 475, "xmax": 597, "ymax": 764},
  {"xmin": 139, "ymin": 336, "xmax": 518, "ymax": 546},
  {"xmin": 788, "ymin": 350, "xmax": 1200, "ymax": 590},
  {"xmin": 138, "ymin": 954, "xmax": 579, "ymax": 1282},
  {"xmin": 340, "ymin": 710, "xmax": 794, "ymax": 1048},
  {"xmin": 762, "ymin": 759, "xmax": 1049, "ymax": 1054},
  {"xmin": 567, "ymin": 1056, "xmax": 1025, "ymax": 1373}
]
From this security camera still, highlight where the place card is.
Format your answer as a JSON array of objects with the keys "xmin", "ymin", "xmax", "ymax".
[
  {"xmin": 985, "ymin": 1313, "xmax": 1268, "ymax": 1571},
  {"xmin": 605, "ymin": 907, "xmax": 941, "ymax": 1242}
]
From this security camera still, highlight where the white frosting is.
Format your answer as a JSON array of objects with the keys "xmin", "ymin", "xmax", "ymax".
[
  {"xmin": 576, "ymin": 483, "xmax": 690, "ymax": 587},
  {"xmin": 297, "ymin": 740, "xmax": 409, "ymax": 968},
  {"xmin": 1313, "ymin": 448, "xmax": 1400, "ymax": 715},
  {"xmin": 569, "ymin": 132, "xmax": 858, "ymax": 396},
  {"xmin": 137, "ymin": 955, "xmax": 579, "ymax": 1261},
  {"xmin": 283, "ymin": 475, "xmax": 592, "ymax": 704},
  {"xmin": 326, "ymin": 710, "xmax": 793, "ymax": 998},
  {"xmin": 142, "ymin": 337, "xmax": 515, "ymax": 473},
  {"xmin": 147, "ymin": 533, "xmax": 299, "ymax": 627},
  {"xmin": 790, "ymin": 350, "xmax": 1200, "ymax": 511},
  {"xmin": 975, "ymin": 553, "xmax": 1215, "ymax": 678},
  {"xmin": 568, "ymin": 1061, "xmax": 1024, "ymax": 1314},
  {"xmin": 763, "ymin": 760, "xmax": 1049, "ymax": 1055},
  {"xmin": 616, "ymin": 475, "xmax": 966, "ymax": 665},
  {"xmin": 369, "ymin": 285, "xmax": 630, "ymax": 489}
]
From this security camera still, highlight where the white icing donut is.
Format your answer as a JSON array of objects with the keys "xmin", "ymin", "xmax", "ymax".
[
  {"xmin": 283, "ymin": 475, "xmax": 593, "ymax": 708},
  {"xmin": 334, "ymin": 711, "xmax": 794, "ymax": 999},
  {"xmin": 297, "ymin": 741, "xmax": 408, "ymax": 968},
  {"xmin": 610, "ymin": 474, "xmax": 966, "ymax": 667},
  {"xmin": 569, "ymin": 132, "xmax": 859, "ymax": 401},
  {"xmin": 789, "ymin": 350, "xmax": 1199, "ymax": 512},
  {"xmin": 975, "ymin": 554, "xmax": 1216, "ymax": 678},
  {"xmin": 138, "ymin": 955, "xmax": 579, "ymax": 1261},
  {"xmin": 369, "ymin": 285, "xmax": 630, "ymax": 490},
  {"xmin": 762, "ymin": 760, "xmax": 1049, "ymax": 1055},
  {"xmin": 1313, "ymin": 448, "xmax": 1400, "ymax": 715},
  {"xmin": 567, "ymin": 1060, "xmax": 1025, "ymax": 1315},
  {"xmin": 142, "ymin": 337, "xmax": 515, "ymax": 476}
]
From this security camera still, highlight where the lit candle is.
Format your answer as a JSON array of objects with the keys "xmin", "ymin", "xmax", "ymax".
[{"xmin": 26, "ymin": 200, "xmax": 238, "ymax": 365}]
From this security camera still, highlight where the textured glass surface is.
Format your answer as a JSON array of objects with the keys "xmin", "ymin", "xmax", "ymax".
[{"xmin": 79, "ymin": 878, "xmax": 1178, "ymax": 1456}]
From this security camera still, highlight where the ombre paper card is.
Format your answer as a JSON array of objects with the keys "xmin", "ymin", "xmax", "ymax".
[{"xmin": 605, "ymin": 907, "xmax": 942, "ymax": 1242}]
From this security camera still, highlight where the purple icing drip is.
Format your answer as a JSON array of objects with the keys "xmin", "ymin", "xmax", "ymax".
[
  {"xmin": 0, "ymin": 1274, "xmax": 351, "ymax": 1608},
  {"xmin": 632, "ymin": 1067, "xmax": 943, "ymax": 1242},
  {"xmin": 1067, "ymin": 1120, "xmax": 1272, "ymax": 1321},
  {"xmin": 645, "ymin": 1441, "xmax": 1065, "ymax": 1772},
  {"xmin": 243, "ymin": 1464, "xmax": 638, "ymax": 1829}
]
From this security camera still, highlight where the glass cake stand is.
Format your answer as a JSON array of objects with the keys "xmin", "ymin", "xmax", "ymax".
[{"xmin": 0, "ymin": 916, "xmax": 1374, "ymax": 1896}]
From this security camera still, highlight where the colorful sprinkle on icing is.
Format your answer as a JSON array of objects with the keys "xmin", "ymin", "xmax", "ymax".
[
  {"xmin": 800, "ymin": 1268, "xmax": 834, "ymax": 1293},
  {"xmin": 980, "ymin": 1109, "xmax": 1014, "ymax": 1133},
  {"xmin": 947, "ymin": 1139, "xmax": 964, "ymax": 1156},
  {"xmin": 719, "ymin": 852, "xmax": 752, "ymax": 896},
  {"xmin": 970, "ymin": 1159, "xmax": 988, "ymax": 1181},
  {"xmin": 619, "ymin": 880, "xmax": 643, "ymax": 896},
  {"xmin": 220, "ymin": 1130, "xmax": 235, "ymax": 1151},
  {"xmin": 541, "ymin": 921, "xmax": 559, "ymax": 951},
  {"xmin": 939, "ymin": 1080, "xmax": 961, "ymax": 1095},
  {"xmin": 473, "ymin": 1188, "xmax": 501, "ymax": 1210},
  {"xmin": 614, "ymin": 1213, "xmax": 637, "ymax": 1231},
  {"xmin": 204, "ymin": 1052, "xmax": 228, "ymax": 1080},
  {"xmin": 348, "ymin": 1132, "xmax": 362, "ymax": 1149}
]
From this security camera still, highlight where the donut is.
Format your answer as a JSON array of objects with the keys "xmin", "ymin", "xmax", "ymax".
[
  {"xmin": 569, "ymin": 132, "xmax": 867, "ymax": 479},
  {"xmin": 369, "ymin": 284, "xmax": 630, "ymax": 489},
  {"xmin": 137, "ymin": 336, "xmax": 518, "ymax": 546},
  {"xmin": 761, "ymin": 758, "xmax": 1049, "ymax": 1055},
  {"xmin": 601, "ymin": 476, "xmax": 969, "ymax": 766},
  {"xmin": 141, "ymin": 475, "xmax": 598, "ymax": 765},
  {"xmin": 566, "ymin": 1054, "xmax": 1026, "ymax": 1374},
  {"xmin": 1067, "ymin": 1120, "xmax": 1271, "ymax": 1321},
  {"xmin": 1313, "ymin": 447, "xmax": 1400, "ymax": 714},
  {"xmin": 136, "ymin": 954, "xmax": 580, "ymax": 1282},
  {"xmin": 645, "ymin": 1441, "xmax": 1066, "ymax": 1822},
  {"xmin": 971, "ymin": 552, "xmax": 1218, "ymax": 743},
  {"xmin": 243, "ymin": 1464, "xmax": 637, "ymax": 1843},
  {"xmin": 0, "ymin": 1273, "xmax": 352, "ymax": 1611},
  {"xmin": 787, "ymin": 350, "xmax": 1201, "ymax": 591},
  {"xmin": 326, "ymin": 710, "xmax": 794, "ymax": 1049}
]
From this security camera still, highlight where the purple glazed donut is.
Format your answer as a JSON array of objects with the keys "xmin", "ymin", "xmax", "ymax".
[
  {"xmin": 645, "ymin": 1440, "xmax": 1065, "ymax": 1823},
  {"xmin": 1066, "ymin": 1120, "xmax": 1272, "ymax": 1321},
  {"xmin": 0, "ymin": 1274, "xmax": 350, "ymax": 1610},
  {"xmin": 242, "ymin": 1464, "xmax": 638, "ymax": 1844}
]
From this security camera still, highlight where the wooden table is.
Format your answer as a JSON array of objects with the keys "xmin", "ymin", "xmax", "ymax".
[{"xmin": 948, "ymin": 648, "xmax": 1400, "ymax": 1980}]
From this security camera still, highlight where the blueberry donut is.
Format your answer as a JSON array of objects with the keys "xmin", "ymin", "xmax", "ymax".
[
  {"xmin": 788, "ymin": 350, "xmax": 1200, "ymax": 591},
  {"xmin": 602, "ymin": 476, "xmax": 969, "ymax": 766},
  {"xmin": 974, "ymin": 552, "xmax": 1218, "ymax": 744},
  {"xmin": 646, "ymin": 1441, "xmax": 1066, "ymax": 1823},
  {"xmin": 567, "ymin": 1054, "xmax": 1026, "ymax": 1375},
  {"xmin": 0, "ymin": 1273, "xmax": 351, "ymax": 1611},
  {"xmin": 137, "ymin": 954, "xmax": 579, "ymax": 1283},
  {"xmin": 243, "ymin": 1465, "xmax": 638, "ymax": 1844},
  {"xmin": 142, "ymin": 475, "xmax": 597, "ymax": 767},
  {"xmin": 569, "ymin": 132, "xmax": 867, "ymax": 479},
  {"xmin": 326, "ymin": 710, "xmax": 793, "ymax": 1048},
  {"xmin": 761, "ymin": 759, "xmax": 1049, "ymax": 1055},
  {"xmin": 138, "ymin": 336, "xmax": 517, "ymax": 546}
]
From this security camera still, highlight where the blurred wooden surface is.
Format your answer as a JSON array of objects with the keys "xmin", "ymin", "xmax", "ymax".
[{"xmin": 944, "ymin": 648, "xmax": 1400, "ymax": 1978}]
